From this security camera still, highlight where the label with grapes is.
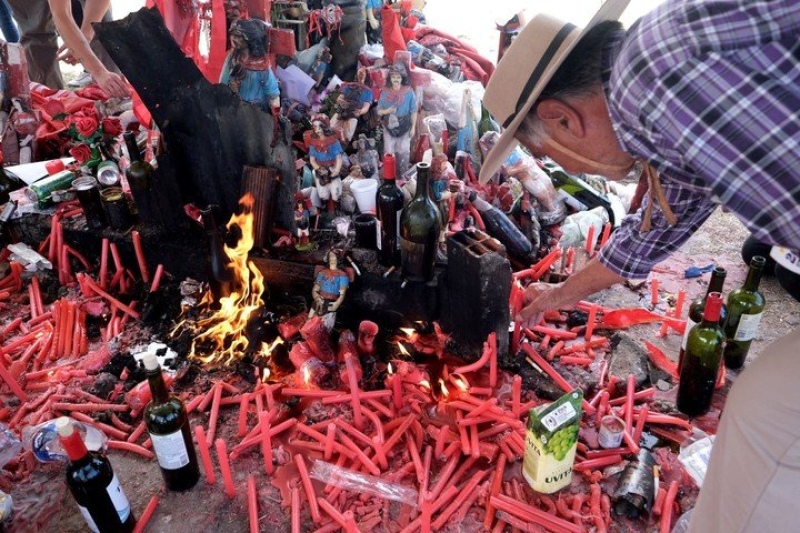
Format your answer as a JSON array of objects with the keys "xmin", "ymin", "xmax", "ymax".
[{"xmin": 523, "ymin": 389, "xmax": 583, "ymax": 494}]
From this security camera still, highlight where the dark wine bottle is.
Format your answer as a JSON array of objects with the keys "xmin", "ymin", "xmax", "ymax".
[
  {"xmin": 678, "ymin": 266, "xmax": 727, "ymax": 374},
  {"xmin": 201, "ymin": 205, "xmax": 234, "ymax": 304},
  {"xmin": 724, "ymin": 256, "xmax": 766, "ymax": 369},
  {"xmin": 376, "ymin": 153, "xmax": 404, "ymax": 267},
  {"xmin": 399, "ymin": 162, "xmax": 440, "ymax": 282},
  {"xmin": 677, "ymin": 292, "xmax": 725, "ymax": 416},
  {"xmin": 142, "ymin": 353, "xmax": 200, "ymax": 491},
  {"xmin": 123, "ymin": 131, "xmax": 156, "ymax": 223},
  {"xmin": 468, "ymin": 189, "xmax": 534, "ymax": 263},
  {"xmin": 57, "ymin": 417, "xmax": 136, "ymax": 533},
  {"xmin": 0, "ymin": 154, "xmax": 24, "ymax": 205}
]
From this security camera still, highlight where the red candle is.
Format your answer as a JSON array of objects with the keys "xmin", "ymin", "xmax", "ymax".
[
  {"xmin": 599, "ymin": 222, "xmax": 612, "ymax": 248},
  {"xmin": 294, "ymin": 454, "xmax": 322, "ymax": 523},
  {"xmin": 488, "ymin": 332, "xmax": 498, "ymax": 389},
  {"xmin": 214, "ymin": 438, "xmax": 236, "ymax": 498},
  {"xmin": 585, "ymin": 224, "xmax": 596, "ymax": 255},
  {"xmin": 344, "ymin": 353, "xmax": 364, "ymax": 429},
  {"xmin": 659, "ymin": 481, "xmax": 680, "ymax": 533},
  {"xmin": 651, "ymin": 278, "xmax": 660, "ymax": 305},
  {"xmin": 132, "ymin": 495, "xmax": 160, "ymax": 533},
  {"xmin": 565, "ymin": 247, "xmax": 575, "ymax": 271},
  {"xmin": 193, "ymin": 425, "xmax": 216, "ymax": 485},
  {"xmin": 206, "ymin": 382, "xmax": 223, "ymax": 445},
  {"xmin": 386, "ymin": 362, "xmax": 403, "ymax": 410},
  {"xmin": 324, "ymin": 422, "xmax": 336, "ymax": 461},
  {"xmin": 131, "ymin": 230, "xmax": 150, "ymax": 283},
  {"xmin": 584, "ymin": 303, "xmax": 598, "ymax": 341},
  {"xmin": 624, "ymin": 374, "xmax": 636, "ymax": 433},
  {"xmin": 511, "ymin": 375, "xmax": 522, "ymax": 418},
  {"xmin": 237, "ymin": 393, "xmax": 250, "ymax": 438},
  {"xmin": 247, "ymin": 474, "xmax": 259, "ymax": 533},
  {"xmin": 290, "ymin": 485, "xmax": 301, "ymax": 533},
  {"xmin": 258, "ymin": 411, "xmax": 274, "ymax": 475}
]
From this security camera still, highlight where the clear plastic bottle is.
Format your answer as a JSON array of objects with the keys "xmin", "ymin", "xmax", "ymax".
[{"xmin": 22, "ymin": 418, "xmax": 108, "ymax": 463}]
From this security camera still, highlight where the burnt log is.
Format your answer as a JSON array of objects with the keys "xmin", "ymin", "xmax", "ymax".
[{"xmin": 95, "ymin": 8, "xmax": 297, "ymax": 227}]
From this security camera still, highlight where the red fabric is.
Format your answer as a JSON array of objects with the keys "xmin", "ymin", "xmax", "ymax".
[
  {"xmin": 380, "ymin": 5, "xmax": 407, "ymax": 65},
  {"xmin": 413, "ymin": 27, "xmax": 495, "ymax": 86}
]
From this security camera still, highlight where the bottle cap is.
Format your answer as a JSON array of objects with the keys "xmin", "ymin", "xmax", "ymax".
[
  {"xmin": 142, "ymin": 353, "xmax": 160, "ymax": 371},
  {"xmin": 55, "ymin": 417, "xmax": 74, "ymax": 437},
  {"xmin": 704, "ymin": 292, "xmax": 723, "ymax": 321},
  {"xmin": 382, "ymin": 153, "xmax": 396, "ymax": 180}
]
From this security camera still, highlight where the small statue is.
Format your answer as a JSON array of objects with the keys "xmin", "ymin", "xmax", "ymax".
[
  {"xmin": 309, "ymin": 46, "xmax": 332, "ymax": 89},
  {"xmin": 376, "ymin": 64, "xmax": 417, "ymax": 175},
  {"xmin": 305, "ymin": 114, "xmax": 344, "ymax": 212},
  {"xmin": 219, "ymin": 19, "xmax": 281, "ymax": 114},
  {"xmin": 352, "ymin": 134, "xmax": 380, "ymax": 179},
  {"xmin": 330, "ymin": 68, "xmax": 374, "ymax": 143},
  {"xmin": 309, "ymin": 251, "xmax": 354, "ymax": 330},
  {"xmin": 294, "ymin": 199, "xmax": 315, "ymax": 251},
  {"xmin": 365, "ymin": 0, "xmax": 384, "ymax": 44},
  {"xmin": 457, "ymin": 88, "xmax": 479, "ymax": 155},
  {"xmin": 431, "ymin": 154, "xmax": 456, "ymax": 254},
  {"xmin": 340, "ymin": 163, "xmax": 364, "ymax": 214}
]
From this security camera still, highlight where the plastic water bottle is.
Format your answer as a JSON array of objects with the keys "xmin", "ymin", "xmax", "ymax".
[
  {"xmin": 22, "ymin": 418, "xmax": 108, "ymax": 463},
  {"xmin": 0, "ymin": 423, "xmax": 21, "ymax": 468}
]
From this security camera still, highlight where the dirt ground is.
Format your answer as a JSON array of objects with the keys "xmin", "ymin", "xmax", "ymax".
[{"xmin": 9, "ymin": 208, "xmax": 799, "ymax": 533}]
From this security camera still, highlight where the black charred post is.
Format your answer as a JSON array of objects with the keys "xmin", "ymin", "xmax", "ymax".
[
  {"xmin": 94, "ymin": 8, "xmax": 297, "ymax": 225},
  {"xmin": 241, "ymin": 166, "xmax": 280, "ymax": 249},
  {"xmin": 441, "ymin": 230, "xmax": 511, "ymax": 359},
  {"xmin": 328, "ymin": 0, "xmax": 366, "ymax": 81}
]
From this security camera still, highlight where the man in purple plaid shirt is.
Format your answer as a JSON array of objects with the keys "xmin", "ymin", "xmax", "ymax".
[{"xmin": 480, "ymin": 0, "xmax": 800, "ymax": 530}]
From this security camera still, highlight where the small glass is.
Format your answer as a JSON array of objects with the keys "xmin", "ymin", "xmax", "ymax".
[{"xmin": 100, "ymin": 187, "xmax": 133, "ymax": 231}]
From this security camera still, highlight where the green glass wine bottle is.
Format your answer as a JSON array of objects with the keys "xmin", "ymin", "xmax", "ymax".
[
  {"xmin": 399, "ymin": 162, "xmax": 440, "ymax": 282},
  {"xmin": 677, "ymin": 292, "xmax": 725, "ymax": 417},
  {"xmin": 678, "ymin": 266, "xmax": 727, "ymax": 374},
  {"xmin": 723, "ymin": 256, "xmax": 766, "ymax": 369},
  {"xmin": 142, "ymin": 354, "xmax": 200, "ymax": 491}
]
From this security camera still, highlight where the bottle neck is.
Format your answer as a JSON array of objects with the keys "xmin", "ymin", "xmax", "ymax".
[
  {"xmin": 470, "ymin": 194, "xmax": 491, "ymax": 212},
  {"xmin": 146, "ymin": 369, "xmax": 171, "ymax": 403},
  {"xmin": 382, "ymin": 154, "xmax": 396, "ymax": 181},
  {"xmin": 124, "ymin": 134, "xmax": 142, "ymax": 163},
  {"xmin": 706, "ymin": 268, "xmax": 726, "ymax": 296},
  {"xmin": 60, "ymin": 429, "xmax": 90, "ymax": 462},
  {"xmin": 702, "ymin": 292, "xmax": 723, "ymax": 323},
  {"xmin": 414, "ymin": 166, "xmax": 430, "ymax": 200},
  {"xmin": 743, "ymin": 263, "xmax": 764, "ymax": 291}
]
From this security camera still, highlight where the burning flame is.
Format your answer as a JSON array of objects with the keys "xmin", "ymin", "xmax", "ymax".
[
  {"xmin": 397, "ymin": 342, "xmax": 410, "ymax": 357},
  {"xmin": 450, "ymin": 374, "xmax": 469, "ymax": 392},
  {"xmin": 439, "ymin": 379, "xmax": 450, "ymax": 399},
  {"xmin": 400, "ymin": 327, "xmax": 416, "ymax": 338},
  {"xmin": 174, "ymin": 194, "xmax": 267, "ymax": 366},
  {"xmin": 387, "ymin": 362, "xmax": 394, "ymax": 375},
  {"xmin": 419, "ymin": 379, "xmax": 431, "ymax": 390},
  {"xmin": 262, "ymin": 367, "xmax": 271, "ymax": 382},
  {"xmin": 260, "ymin": 338, "xmax": 284, "ymax": 359},
  {"xmin": 302, "ymin": 365, "xmax": 311, "ymax": 386}
]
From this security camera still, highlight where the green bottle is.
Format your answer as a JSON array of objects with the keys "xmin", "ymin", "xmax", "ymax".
[
  {"xmin": 723, "ymin": 256, "xmax": 766, "ymax": 369},
  {"xmin": 399, "ymin": 162, "xmax": 440, "ymax": 282},
  {"xmin": 677, "ymin": 292, "xmax": 725, "ymax": 417},
  {"xmin": 678, "ymin": 266, "xmax": 727, "ymax": 374},
  {"xmin": 142, "ymin": 354, "xmax": 200, "ymax": 491}
]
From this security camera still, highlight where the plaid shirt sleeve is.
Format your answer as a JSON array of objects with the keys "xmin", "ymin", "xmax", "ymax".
[
  {"xmin": 598, "ymin": 180, "xmax": 718, "ymax": 280},
  {"xmin": 601, "ymin": 0, "xmax": 800, "ymax": 274}
]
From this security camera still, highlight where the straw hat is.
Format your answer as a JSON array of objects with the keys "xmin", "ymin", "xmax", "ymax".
[{"xmin": 479, "ymin": 0, "xmax": 630, "ymax": 184}]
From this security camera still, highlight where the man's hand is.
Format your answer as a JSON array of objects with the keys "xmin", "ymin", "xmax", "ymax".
[
  {"xmin": 57, "ymin": 44, "xmax": 79, "ymax": 65},
  {"xmin": 94, "ymin": 70, "xmax": 130, "ymax": 99},
  {"xmin": 517, "ymin": 282, "xmax": 564, "ymax": 328}
]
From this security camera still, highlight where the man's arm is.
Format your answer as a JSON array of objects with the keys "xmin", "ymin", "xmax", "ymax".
[{"xmin": 49, "ymin": 0, "xmax": 129, "ymax": 98}]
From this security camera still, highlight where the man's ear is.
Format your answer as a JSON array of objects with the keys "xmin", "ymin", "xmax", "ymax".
[{"xmin": 535, "ymin": 99, "xmax": 586, "ymax": 138}]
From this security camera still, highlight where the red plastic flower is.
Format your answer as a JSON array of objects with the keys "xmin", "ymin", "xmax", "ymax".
[
  {"xmin": 75, "ymin": 116, "xmax": 99, "ymax": 138},
  {"xmin": 101, "ymin": 117, "xmax": 123, "ymax": 137},
  {"xmin": 69, "ymin": 143, "xmax": 93, "ymax": 164}
]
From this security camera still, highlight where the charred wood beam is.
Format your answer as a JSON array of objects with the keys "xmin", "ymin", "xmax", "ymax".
[{"xmin": 95, "ymin": 8, "xmax": 297, "ymax": 226}]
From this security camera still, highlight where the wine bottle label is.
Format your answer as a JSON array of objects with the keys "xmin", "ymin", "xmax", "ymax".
[
  {"xmin": 681, "ymin": 318, "xmax": 698, "ymax": 351},
  {"xmin": 396, "ymin": 210, "xmax": 403, "ymax": 247},
  {"xmin": 77, "ymin": 505, "xmax": 101, "ymax": 533},
  {"xmin": 150, "ymin": 429, "xmax": 191, "ymax": 470},
  {"xmin": 375, "ymin": 219, "xmax": 382, "ymax": 250},
  {"xmin": 107, "ymin": 473, "xmax": 132, "ymax": 522},
  {"xmin": 734, "ymin": 312, "xmax": 763, "ymax": 341}
]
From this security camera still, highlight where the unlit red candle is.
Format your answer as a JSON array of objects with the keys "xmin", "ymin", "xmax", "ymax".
[
  {"xmin": 599, "ymin": 222, "xmax": 612, "ymax": 248},
  {"xmin": 585, "ymin": 224, "xmax": 596, "ymax": 255},
  {"xmin": 247, "ymin": 474, "xmax": 259, "ymax": 533},
  {"xmin": 214, "ymin": 438, "xmax": 236, "ymax": 498},
  {"xmin": 651, "ymin": 278, "xmax": 660, "ymax": 305},
  {"xmin": 511, "ymin": 375, "xmax": 522, "ymax": 418},
  {"xmin": 258, "ymin": 411, "xmax": 274, "ymax": 475},
  {"xmin": 193, "ymin": 425, "xmax": 216, "ymax": 485}
]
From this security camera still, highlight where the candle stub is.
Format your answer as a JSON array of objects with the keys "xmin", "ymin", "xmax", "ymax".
[{"xmin": 598, "ymin": 415, "xmax": 625, "ymax": 449}]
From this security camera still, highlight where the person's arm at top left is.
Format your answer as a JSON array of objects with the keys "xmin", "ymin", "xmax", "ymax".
[{"xmin": 49, "ymin": 0, "xmax": 129, "ymax": 98}]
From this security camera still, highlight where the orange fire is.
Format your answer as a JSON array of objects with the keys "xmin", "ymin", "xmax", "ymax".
[{"xmin": 173, "ymin": 194, "xmax": 268, "ymax": 366}]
